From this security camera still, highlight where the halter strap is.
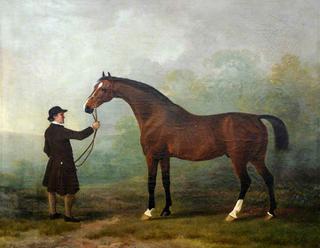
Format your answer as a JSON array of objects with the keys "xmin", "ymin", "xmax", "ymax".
[{"xmin": 75, "ymin": 108, "xmax": 98, "ymax": 167}]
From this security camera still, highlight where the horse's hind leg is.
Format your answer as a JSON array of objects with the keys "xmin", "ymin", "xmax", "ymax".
[
  {"xmin": 160, "ymin": 157, "xmax": 172, "ymax": 217},
  {"xmin": 226, "ymin": 157, "xmax": 251, "ymax": 221},
  {"xmin": 250, "ymin": 159, "xmax": 276, "ymax": 219}
]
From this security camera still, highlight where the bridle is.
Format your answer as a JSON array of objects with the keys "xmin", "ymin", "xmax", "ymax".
[
  {"xmin": 75, "ymin": 108, "xmax": 98, "ymax": 168},
  {"xmin": 75, "ymin": 73, "xmax": 113, "ymax": 168}
]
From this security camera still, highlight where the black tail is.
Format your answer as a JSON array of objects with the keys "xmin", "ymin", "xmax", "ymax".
[{"xmin": 259, "ymin": 115, "xmax": 289, "ymax": 151}]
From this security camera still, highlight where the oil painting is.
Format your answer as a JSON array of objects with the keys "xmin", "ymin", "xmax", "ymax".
[{"xmin": 0, "ymin": 1, "xmax": 319, "ymax": 247}]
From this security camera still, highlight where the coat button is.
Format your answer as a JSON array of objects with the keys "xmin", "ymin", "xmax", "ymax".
[{"xmin": 60, "ymin": 161, "xmax": 63, "ymax": 165}]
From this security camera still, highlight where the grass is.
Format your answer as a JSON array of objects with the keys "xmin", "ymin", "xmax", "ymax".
[
  {"xmin": 0, "ymin": 219, "xmax": 36, "ymax": 237},
  {"xmin": 83, "ymin": 194, "xmax": 319, "ymax": 247},
  {"xmin": 0, "ymin": 218, "xmax": 80, "ymax": 237},
  {"xmin": 84, "ymin": 213, "xmax": 320, "ymax": 247},
  {"xmin": 0, "ymin": 163, "xmax": 319, "ymax": 247},
  {"xmin": 79, "ymin": 168, "xmax": 319, "ymax": 247}
]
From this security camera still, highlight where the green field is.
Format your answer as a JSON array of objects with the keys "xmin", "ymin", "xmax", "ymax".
[{"xmin": 0, "ymin": 163, "xmax": 319, "ymax": 248}]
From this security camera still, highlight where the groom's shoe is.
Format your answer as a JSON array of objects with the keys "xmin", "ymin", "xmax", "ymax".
[
  {"xmin": 64, "ymin": 216, "xmax": 80, "ymax": 222},
  {"xmin": 49, "ymin": 213, "xmax": 62, "ymax": 220}
]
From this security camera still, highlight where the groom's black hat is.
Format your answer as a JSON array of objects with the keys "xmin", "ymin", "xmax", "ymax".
[{"xmin": 47, "ymin": 106, "xmax": 67, "ymax": 121}]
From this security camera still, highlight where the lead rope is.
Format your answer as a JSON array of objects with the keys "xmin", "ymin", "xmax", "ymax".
[{"xmin": 75, "ymin": 108, "xmax": 98, "ymax": 168}]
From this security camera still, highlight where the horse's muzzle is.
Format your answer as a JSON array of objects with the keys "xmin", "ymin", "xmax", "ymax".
[{"xmin": 85, "ymin": 106, "xmax": 94, "ymax": 114}]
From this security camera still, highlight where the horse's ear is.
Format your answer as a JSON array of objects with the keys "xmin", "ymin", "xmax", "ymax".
[
  {"xmin": 102, "ymin": 71, "xmax": 106, "ymax": 77},
  {"xmin": 108, "ymin": 72, "xmax": 111, "ymax": 77}
]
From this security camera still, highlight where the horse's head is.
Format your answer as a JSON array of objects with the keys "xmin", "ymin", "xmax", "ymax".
[{"xmin": 84, "ymin": 71, "xmax": 115, "ymax": 114}]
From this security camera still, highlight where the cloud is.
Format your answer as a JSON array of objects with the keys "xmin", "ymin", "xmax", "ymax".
[{"xmin": 0, "ymin": 0, "xmax": 319, "ymax": 134}]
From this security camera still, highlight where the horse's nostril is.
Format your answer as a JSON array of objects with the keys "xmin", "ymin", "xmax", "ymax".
[{"xmin": 85, "ymin": 106, "xmax": 94, "ymax": 114}]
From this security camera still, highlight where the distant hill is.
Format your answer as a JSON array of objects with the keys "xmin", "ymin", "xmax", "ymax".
[
  {"xmin": 0, "ymin": 131, "xmax": 117, "ymax": 172},
  {"xmin": 0, "ymin": 131, "xmax": 45, "ymax": 171}
]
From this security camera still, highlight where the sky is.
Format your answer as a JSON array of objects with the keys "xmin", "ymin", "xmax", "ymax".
[{"xmin": 0, "ymin": 0, "xmax": 319, "ymax": 135}]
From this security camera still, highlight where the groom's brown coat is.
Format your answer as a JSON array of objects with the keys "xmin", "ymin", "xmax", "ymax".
[{"xmin": 42, "ymin": 123, "xmax": 93, "ymax": 195}]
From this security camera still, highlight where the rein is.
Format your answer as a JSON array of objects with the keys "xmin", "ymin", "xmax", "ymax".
[{"xmin": 75, "ymin": 108, "xmax": 98, "ymax": 168}]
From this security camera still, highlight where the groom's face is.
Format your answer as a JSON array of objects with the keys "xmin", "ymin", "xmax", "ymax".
[{"xmin": 53, "ymin": 112, "xmax": 65, "ymax": 124}]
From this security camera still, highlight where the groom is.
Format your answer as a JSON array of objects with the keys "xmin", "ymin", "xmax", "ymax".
[{"xmin": 42, "ymin": 106, "xmax": 100, "ymax": 222}]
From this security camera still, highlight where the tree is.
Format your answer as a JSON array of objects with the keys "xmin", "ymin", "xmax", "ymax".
[
  {"xmin": 268, "ymin": 54, "xmax": 319, "ymax": 140},
  {"xmin": 202, "ymin": 49, "xmax": 265, "ymax": 113},
  {"xmin": 161, "ymin": 69, "xmax": 207, "ymax": 114}
]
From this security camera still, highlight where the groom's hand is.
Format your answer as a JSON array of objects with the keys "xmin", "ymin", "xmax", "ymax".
[{"xmin": 92, "ymin": 121, "xmax": 100, "ymax": 130}]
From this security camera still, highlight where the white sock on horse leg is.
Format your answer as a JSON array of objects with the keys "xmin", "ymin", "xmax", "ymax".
[
  {"xmin": 144, "ymin": 208, "xmax": 154, "ymax": 217},
  {"xmin": 228, "ymin": 199, "xmax": 244, "ymax": 219}
]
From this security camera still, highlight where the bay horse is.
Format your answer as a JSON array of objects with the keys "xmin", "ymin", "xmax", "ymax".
[{"xmin": 84, "ymin": 72, "xmax": 289, "ymax": 221}]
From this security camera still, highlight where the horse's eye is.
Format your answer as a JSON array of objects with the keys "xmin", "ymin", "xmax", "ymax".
[{"xmin": 101, "ymin": 88, "xmax": 107, "ymax": 93}]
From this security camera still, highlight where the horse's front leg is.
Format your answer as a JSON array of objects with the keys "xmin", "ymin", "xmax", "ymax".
[
  {"xmin": 141, "ymin": 155, "xmax": 159, "ymax": 220},
  {"xmin": 160, "ymin": 157, "xmax": 172, "ymax": 217}
]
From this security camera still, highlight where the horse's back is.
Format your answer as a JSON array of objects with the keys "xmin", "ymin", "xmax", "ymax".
[
  {"xmin": 165, "ymin": 112, "xmax": 267, "ymax": 161},
  {"xmin": 141, "ymin": 110, "xmax": 268, "ymax": 161}
]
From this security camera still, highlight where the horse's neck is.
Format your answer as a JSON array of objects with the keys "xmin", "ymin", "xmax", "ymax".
[{"xmin": 113, "ymin": 80, "xmax": 180, "ymax": 129}]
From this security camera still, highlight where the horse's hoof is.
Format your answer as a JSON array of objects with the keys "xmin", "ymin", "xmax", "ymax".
[
  {"xmin": 160, "ymin": 209, "xmax": 171, "ymax": 217},
  {"xmin": 264, "ymin": 212, "xmax": 275, "ymax": 221},
  {"xmin": 225, "ymin": 214, "xmax": 237, "ymax": 222},
  {"xmin": 141, "ymin": 214, "xmax": 152, "ymax": 221}
]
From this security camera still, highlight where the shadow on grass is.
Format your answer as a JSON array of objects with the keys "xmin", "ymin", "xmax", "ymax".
[{"xmin": 151, "ymin": 209, "xmax": 226, "ymax": 221}]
